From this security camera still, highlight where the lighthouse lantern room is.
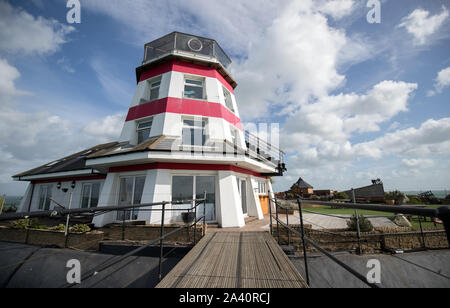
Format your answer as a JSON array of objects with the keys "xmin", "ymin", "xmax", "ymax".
[{"xmin": 13, "ymin": 32, "xmax": 286, "ymax": 228}]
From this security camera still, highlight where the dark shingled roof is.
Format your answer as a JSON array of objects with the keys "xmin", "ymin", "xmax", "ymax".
[
  {"xmin": 13, "ymin": 142, "xmax": 120, "ymax": 179},
  {"xmin": 293, "ymin": 177, "xmax": 313, "ymax": 189}
]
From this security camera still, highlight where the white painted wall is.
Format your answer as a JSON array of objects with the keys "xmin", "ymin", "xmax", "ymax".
[{"xmin": 217, "ymin": 171, "xmax": 245, "ymax": 228}]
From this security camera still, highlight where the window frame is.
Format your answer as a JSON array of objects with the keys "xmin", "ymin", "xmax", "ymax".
[
  {"xmin": 183, "ymin": 75, "xmax": 206, "ymax": 100},
  {"xmin": 116, "ymin": 175, "xmax": 146, "ymax": 221},
  {"xmin": 148, "ymin": 77, "xmax": 162, "ymax": 102},
  {"xmin": 182, "ymin": 118, "xmax": 207, "ymax": 146},
  {"xmin": 80, "ymin": 182, "xmax": 101, "ymax": 209},
  {"xmin": 222, "ymin": 86, "xmax": 235, "ymax": 113},
  {"xmin": 38, "ymin": 185, "xmax": 52, "ymax": 210},
  {"xmin": 136, "ymin": 118, "xmax": 153, "ymax": 144}
]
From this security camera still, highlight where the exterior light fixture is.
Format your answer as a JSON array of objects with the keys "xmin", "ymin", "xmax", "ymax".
[
  {"xmin": 71, "ymin": 181, "xmax": 76, "ymax": 189},
  {"xmin": 57, "ymin": 182, "xmax": 62, "ymax": 190}
]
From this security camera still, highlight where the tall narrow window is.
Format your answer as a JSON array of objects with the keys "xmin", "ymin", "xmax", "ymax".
[
  {"xmin": 117, "ymin": 176, "xmax": 146, "ymax": 221},
  {"xmin": 137, "ymin": 120, "xmax": 153, "ymax": 144},
  {"xmin": 81, "ymin": 183, "xmax": 100, "ymax": 208},
  {"xmin": 38, "ymin": 185, "xmax": 52, "ymax": 210},
  {"xmin": 184, "ymin": 77, "xmax": 204, "ymax": 99},
  {"xmin": 230, "ymin": 125, "xmax": 239, "ymax": 146},
  {"xmin": 223, "ymin": 86, "xmax": 234, "ymax": 113},
  {"xmin": 149, "ymin": 79, "xmax": 161, "ymax": 101},
  {"xmin": 182, "ymin": 119, "xmax": 206, "ymax": 146}
]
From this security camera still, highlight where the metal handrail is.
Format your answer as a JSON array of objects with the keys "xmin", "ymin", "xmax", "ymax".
[{"xmin": 268, "ymin": 192, "xmax": 450, "ymax": 288}]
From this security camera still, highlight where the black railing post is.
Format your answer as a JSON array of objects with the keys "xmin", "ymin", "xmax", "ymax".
[
  {"xmin": 203, "ymin": 191, "xmax": 207, "ymax": 237},
  {"xmin": 158, "ymin": 202, "xmax": 166, "ymax": 281},
  {"xmin": 287, "ymin": 208, "xmax": 291, "ymax": 247},
  {"xmin": 122, "ymin": 210, "xmax": 126, "ymax": 241},
  {"xmin": 275, "ymin": 197, "xmax": 280, "ymax": 245},
  {"xmin": 193, "ymin": 199, "xmax": 197, "ymax": 245},
  {"xmin": 268, "ymin": 192, "xmax": 273, "ymax": 236},
  {"xmin": 418, "ymin": 216, "xmax": 426, "ymax": 248},
  {"xmin": 297, "ymin": 198, "xmax": 310, "ymax": 286},
  {"xmin": 437, "ymin": 206, "xmax": 450, "ymax": 247},
  {"xmin": 352, "ymin": 189, "xmax": 362, "ymax": 255}
]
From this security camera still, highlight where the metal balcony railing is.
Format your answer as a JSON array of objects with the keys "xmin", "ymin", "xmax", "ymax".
[{"xmin": 143, "ymin": 32, "xmax": 232, "ymax": 69}]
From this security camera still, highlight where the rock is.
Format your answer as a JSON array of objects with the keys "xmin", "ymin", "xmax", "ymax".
[{"xmin": 394, "ymin": 214, "xmax": 412, "ymax": 227}]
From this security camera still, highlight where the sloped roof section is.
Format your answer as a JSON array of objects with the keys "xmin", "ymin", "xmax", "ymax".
[
  {"xmin": 13, "ymin": 142, "xmax": 120, "ymax": 179},
  {"xmin": 293, "ymin": 177, "xmax": 313, "ymax": 189}
]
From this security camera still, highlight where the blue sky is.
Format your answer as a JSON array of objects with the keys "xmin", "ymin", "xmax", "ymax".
[{"xmin": 0, "ymin": 0, "xmax": 449, "ymax": 195}]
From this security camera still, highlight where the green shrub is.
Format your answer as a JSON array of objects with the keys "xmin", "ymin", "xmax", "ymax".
[
  {"xmin": 385, "ymin": 190, "xmax": 406, "ymax": 205},
  {"xmin": 347, "ymin": 215, "xmax": 373, "ymax": 232},
  {"xmin": 49, "ymin": 224, "xmax": 66, "ymax": 232},
  {"xmin": 11, "ymin": 219, "xmax": 45, "ymax": 230},
  {"xmin": 334, "ymin": 192, "xmax": 349, "ymax": 200},
  {"xmin": 69, "ymin": 224, "xmax": 91, "ymax": 234}
]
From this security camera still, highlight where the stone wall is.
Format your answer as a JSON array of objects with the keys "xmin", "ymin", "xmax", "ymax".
[
  {"xmin": 272, "ymin": 225, "xmax": 448, "ymax": 253},
  {"xmin": 0, "ymin": 226, "xmax": 104, "ymax": 250}
]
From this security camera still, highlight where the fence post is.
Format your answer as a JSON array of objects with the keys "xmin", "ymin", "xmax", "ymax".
[
  {"xmin": 64, "ymin": 192, "xmax": 73, "ymax": 248},
  {"xmin": 268, "ymin": 191, "xmax": 273, "ymax": 236},
  {"xmin": 297, "ymin": 198, "xmax": 310, "ymax": 286},
  {"xmin": 275, "ymin": 197, "xmax": 280, "ymax": 245},
  {"xmin": 193, "ymin": 199, "xmax": 197, "ymax": 245},
  {"xmin": 286, "ymin": 207, "xmax": 291, "ymax": 247},
  {"xmin": 437, "ymin": 206, "xmax": 450, "ymax": 247},
  {"xmin": 418, "ymin": 216, "xmax": 426, "ymax": 248},
  {"xmin": 352, "ymin": 189, "xmax": 362, "ymax": 255},
  {"xmin": 122, "ymin": 210, "xmax": 126, "ymax": 241},
  {"xmin": 158, "ymin": 202, "xmax": 166, "ymax": 281},
  {"xmin": 203, "ymin": 191, "xmax": 207, "ymax": 237}
]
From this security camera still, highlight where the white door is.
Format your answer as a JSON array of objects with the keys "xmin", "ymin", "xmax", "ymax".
[{"xmin": 236, "ymin": 178, "xmax": 248, "ymax": 215}]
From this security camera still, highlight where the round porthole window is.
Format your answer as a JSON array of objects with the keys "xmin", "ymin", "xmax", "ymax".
[{"xmin": 187, "ymin": 38, "xmax": 203, "ymax": 52}]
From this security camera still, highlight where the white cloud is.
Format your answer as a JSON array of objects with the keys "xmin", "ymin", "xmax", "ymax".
[
  {"xmin": 0, "ymin": 58, "xmax": 29, "ymax": 97},
  {"xmin": 234, "ymin": 0, "xmax": 349, "ymax": 118},
  {"xmin": 0, "ymin": 1, "xmax": 74, "ymax": 55},
  {"xmin": 317, "ymin": 0, "xmax": 355, "ymax": 20},
  {"xmin": 83, "ymin": 113, "xmax": 126, "ymax": 141},
  {"xmin": 282, "ymin": 80, "xmax": 418, "ymax": 152},
  {"xmin": 398, "ymin": 6, "xmax": 449, "ymax": 46},
  {"xmin": 401, "ymin": 158, "xmax": 434, "ymax": 169},
  {"xmin": 355, "ymin": 118, "xmax": 450, "ymax": 159},
  {"xmin": 428, "ymin": 66, "xmax": 450, "ymax": 96}
]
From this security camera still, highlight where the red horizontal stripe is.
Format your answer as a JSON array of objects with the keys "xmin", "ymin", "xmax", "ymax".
[
  {"xmin": 109, "ymin": 163, "xmax": 266, "ymax": 178},
  {"xmin": 139, "ymin": 60, "xmax": 235, "ymax": 93},
  {"xmin": 32, "ymin": 175, "xmax": 107, "ymax": 184},
  {"xmin": 125, "ymin": 97, "xmax": 243, "ymax": 130}
]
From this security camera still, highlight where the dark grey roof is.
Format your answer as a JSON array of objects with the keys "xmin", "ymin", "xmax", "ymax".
[
  {"xmin": 293, "ymin": 177, "xmax": 313, "ymax": 189},
  {"xmin": 13, "ymin": 142, "xmax": 120, "ymax": 179},
  {"xmin": 343, "ymin": 183, "xmax": 385, "ymax": 199}
]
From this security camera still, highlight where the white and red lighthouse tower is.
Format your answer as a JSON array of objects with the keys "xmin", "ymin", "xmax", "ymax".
[{"xmin": 14, "ymin": 32, "xmax": 285, "ymax": 228}]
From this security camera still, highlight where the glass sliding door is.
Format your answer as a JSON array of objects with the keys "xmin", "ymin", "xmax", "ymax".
[
  {"xmin": 196, "ymin": 176, "xmax": 216, "ymax": 222},
  {"xmin": 117, "ymin": 176, "xmax": 146, "ymax": 221},
  {"xmin": 172, "ymin": 175, "xmax": 216, "ymax": 222}
]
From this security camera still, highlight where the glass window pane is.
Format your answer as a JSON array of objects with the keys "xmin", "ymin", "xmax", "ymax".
[
  {"xmin": 150, "ymin": 88, "xmax": 159, "ymax": 101},
  {"xmin": 172, "ymin": 176, "xmax": 194, "ymax": 203},
  {"xmin": 185, "ymin": 79, "xmax": 203, "ymax": 86},
  {"xmin": 133, "ymin": 177, "xmax": 145, "ymax": 205},
  {"xmin": 91, "ymin": 183, "xmax": 100, "ymax": 208},
  {"xmin": 81, "ymin": 185, "xmax": 91, "ymax": 209},
  {"xmin": 223, "ymin": 87, "xmax": 234, "ymax": 112},
  {"xmin": 196, "ymin": 176, "xmax": 216, "ymax": 221},
  {"xmin": 138, "ymin": 121, "xmax": 152, "ymax": 129},
  {"xmin": 138, "ymin": 128, "xmax": 151, "ymax": 144},
  {"xmin": 184, "ymin": 85, "xmax": 203, "ymax": 99},
  {"xmin": 39, "ymin": 186, "xmax": 46, "ymax": 210}
]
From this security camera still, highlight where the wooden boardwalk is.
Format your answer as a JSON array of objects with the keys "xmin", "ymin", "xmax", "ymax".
[{"xmin": 157, "ymin": 231, "xmax": 308, "ymax": 288}]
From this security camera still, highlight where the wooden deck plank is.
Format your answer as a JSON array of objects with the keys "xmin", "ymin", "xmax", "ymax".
[{"xmin": 157, "ymin": 231, "xmax": 308, "ymax": 288}]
